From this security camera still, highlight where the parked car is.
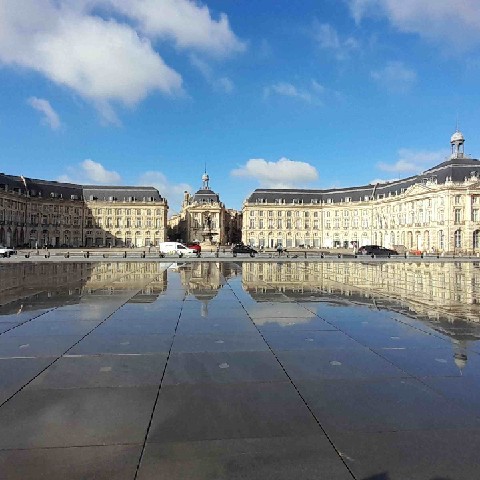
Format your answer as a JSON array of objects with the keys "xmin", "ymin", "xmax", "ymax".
[
  {"xmin": 358, "ymin": 245, "xmax": 398, "ymax": 256},
  {"xmin": 232, "ymin": 244, "xmax": 257, "ymax": 257},
  {"xmin": 0, "ymin": 246, "xmax": 17, "ymax": 258},
  {"xmin": 158, "ymin": 242, "xmax": 198, "ymax": 257},
  {"xmin": 187, "ymin": 243, "xmax": 201, "ymax": 253}
]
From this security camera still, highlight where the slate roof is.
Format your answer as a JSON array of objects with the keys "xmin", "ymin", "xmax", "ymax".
[
  {"xmin": 83, "ymin": 185, "xmax": 163, "ymax": 202},
  {"xmin": 0, "ymin": 173, "xmax": 163, "ymax": 202},
  {"xmin": 192, "ymin": 188, "xmax": 220, "ymax": 204},
  {"xmin": 245, "ymin": 157, "xmax": 480, "ymax": 204}
]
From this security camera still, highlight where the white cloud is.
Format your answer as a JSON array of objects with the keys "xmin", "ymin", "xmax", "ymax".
[
  {"xmin": 27, "ymin": 97, "xmax": 61, "ymax": 130},
  {"xmin": 231, "ymin": 157, "xmax": 319, "ymax": 188},
  {"xmin": 189, "ymin": 54, "xmax": 234, "ymax": 93},
  {"xmin": 137, "ymin": 171, "xmax": 191, "ymax": 213},
  {"xmin": 313, "ymin": 21, "xmax": 360, "ymax": 60},
  {"xmin": 58, "ymin": 159, "xmax": 121, "ymax": 184},
  {"xmin": 0, "ymin": 0, "xmax": 244, "ymax": 121},
  {"xmin": 349, "ymin": 0, "xmax": 480, "ymax": 51},
  {"xmin": 369, "ymin": 178, "xmax": 399, "ymax": 185},
  {"xmin": 377, "ymin": 148, "xmax": 448, "ymax": 174},
  {"xmin": 264, "ymin": 82, "xmax": 315, "ymax": 104},
  {"xmin": 371, "ymin": 61, "xmax": 416, "ymax": 92},
  {"xmin": 264, "ymin": 79, "xmax": 342, "ymax": 106},
  {"xmin": 102, "ymin": 0, "xmax": 246, "ymax": 58}
]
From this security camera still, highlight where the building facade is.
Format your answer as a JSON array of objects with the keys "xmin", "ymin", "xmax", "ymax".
[
  {"xmin": 168, "ymin": 172, "xmax": 242, "ymax": 245},
  {"xmin": 0, "ymin": 176, "xmax": 168, "ymax": 248},
  {"xmin": 242, "ymin": 131, "xmax": 480, "ymax": 254}
]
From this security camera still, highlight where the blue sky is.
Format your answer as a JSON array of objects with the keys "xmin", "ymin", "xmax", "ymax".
[{"xmin": 1, "ymin": 0, "xmax": 480, "ymax": 213}]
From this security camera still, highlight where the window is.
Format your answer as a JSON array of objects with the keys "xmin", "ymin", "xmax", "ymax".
[
  {"xmin": 455, "ymin": 209, "xmax": 462, "ymax": 223},
  {"xmin": 455, "ymin": 229, "xmax": 462, "ymax": 248},
  {"xmin": 455, "ymin": 195, "xmax": 461, "ymax": 204},
  {"xmin": 474, "ymin": 230, "xmax": 480, "ymax": 249},
  {"xmin": 473, "ymin": 209, "xmax": 479, "ymax": 222}
]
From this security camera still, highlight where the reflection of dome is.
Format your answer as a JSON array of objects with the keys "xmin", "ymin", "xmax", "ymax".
[
  {"xmin": 451, "ymin": 130, "xmax": 465, "ymax": 143},
  {"xmin": 454, "ymin": 352, "xmax": 468, "ymax": 370}
]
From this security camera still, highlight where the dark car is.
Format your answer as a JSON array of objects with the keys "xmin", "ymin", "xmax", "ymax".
[
  {"xmin": 232, "ymin": 244, "xmax": 257, "ymax": 257},
  {"xmin": 358, "ymin": 245, "xmax": 398, "ymax": 256}
]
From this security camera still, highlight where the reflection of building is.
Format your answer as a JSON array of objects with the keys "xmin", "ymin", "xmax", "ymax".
[
  {"xmin": 168, "ymin": 172, "xmax": 241, "ymax": 245},
  {"xmin": 177, "ymin": 262, "xmax": 237, "ymax": 315},
  {"xmin": 241, "ymin": 261, "xmax": 480, "ymax": 322},
  {"xmin": 242, "ymin": 131, "xmax": 480, "ymax": 253},
  {"xmin": 0, "ymin": 262, "xmax": 168, "ymax": 314},
  {"xmin": 0, "ymin": 176, "xmax": 168, "ymax": 248}
]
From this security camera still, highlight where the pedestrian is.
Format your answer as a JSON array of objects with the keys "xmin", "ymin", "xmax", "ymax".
[{"xmin": 276, "ymin": 244, "xmax": 283, "ymax": 257}]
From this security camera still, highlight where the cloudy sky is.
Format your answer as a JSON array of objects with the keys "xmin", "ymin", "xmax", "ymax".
[{"xmin": 1, "ymin": 0, "xmax": 480, "ymax": 212}]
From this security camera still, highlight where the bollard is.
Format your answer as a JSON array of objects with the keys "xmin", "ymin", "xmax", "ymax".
[
  {"xmin": 420, "ymin": 253, "xmax": 424, "ymax": 259},
  {"xmin": 84, "ymin": 251, "xmax": 90, "ymax": 258},
  {"xmin": 354, "ymin": 254, "xmax": 357, "ymax": 258},
  {"xmin": 320, "ymin": 253, "xmax": 324, "ymax": 259},
  {"xmin": 123, "ymin": 251, "xmax": 127, "ymax": 258},
  {"xmin": 65, "ymin": 253, "xmax": 69, "ymax": 258},
  {"xmin": 388, "ymin": 254, "xmax": 391, "ymax": 258},
  {"xmin": 103, "ymin": 253, "xmax": 107, "ymax": 258},
  {"xmin": 371, "ymin": 254, "xmax": 375, "ymax": 259},
  {"xmin": 404, "ymin": 253, "xmax": 407, "ymax": 259},
  {"xmin": 338, "ymin": 254, "xmax": 341, "ymax": 258},
  {"xmin": 141, "ymin": 251, "xmax": 146, "ymax": 258},
  {"xmin": 304, "ymin": 252, "xmax": 307, "ymax": 258},
  {"xmin": 25, "ymin": 253, "xmax": 30, "ymax": 258},
  {"xmin": 45, "ymin": 252, "xmax": 50, "ymax": 258}
]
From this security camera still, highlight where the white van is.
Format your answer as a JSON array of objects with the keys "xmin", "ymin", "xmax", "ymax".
[{"xmin": 158, "ymin": 242, "xmax": 198, "ymax": 257}]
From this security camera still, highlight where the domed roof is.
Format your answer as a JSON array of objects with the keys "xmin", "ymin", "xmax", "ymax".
[{"xmin": 451, "ymin": 130, "xmax": 465, "ymax": 143}]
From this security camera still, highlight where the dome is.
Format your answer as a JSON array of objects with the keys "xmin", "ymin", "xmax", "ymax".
[{"xmin": 451, "ymin": 130, "xmax": 465, "ymax": 143}]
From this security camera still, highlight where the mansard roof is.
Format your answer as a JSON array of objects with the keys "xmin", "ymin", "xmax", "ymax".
[
  {"xmin": 0, "ymin": 173, "xmax": 163, "ymax": 202},
  {"xmin": 83, "ymin": 185, "xmax": 163, "ymax": 202},
  {"xmin": 192, "ymin": 188, "xmax": 220, "ymax": 204},
  {"xmin": 246, "ymin": 157, "xmax": 480, "ymax": 204}
]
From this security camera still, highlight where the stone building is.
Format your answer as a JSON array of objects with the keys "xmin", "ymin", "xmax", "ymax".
[
  {"xmin": 169, "ymin": 172, "xmax": 241, "ymax": 245},
  {"xmin": 0, "ymin": 175, "xmax": 167, "ymax": 248},
  {"xmin": 242, "ymin": 131, "xmax": 480, "ymax": 254}
]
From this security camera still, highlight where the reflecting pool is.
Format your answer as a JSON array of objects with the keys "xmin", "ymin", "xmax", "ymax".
[{"xmin": 0, "ymin": 261, "xmax": 480, "ymax": 480}]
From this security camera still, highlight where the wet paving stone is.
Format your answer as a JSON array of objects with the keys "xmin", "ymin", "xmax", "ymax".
[
  {"xmin": 0, "ymin": 357, "xmax": 55, "ymax": 403},
  {"xmin": 0, "ymin": 444, "xmax": 142, "ymax": 480},
  {"xmin": 275, "ymin": 347, "xmax": 408, "ymax": 380},
  {"xmin": 297, "ymin": 378, "xmax": 480, "ymax": 433},
  {"xmin": 2, "ymin": 260, "xmax": 480, "ymax": 479},
  {"xmin": 28, "ymin": 353, "xmax": 169, "ymax": 389},
  {"xmin": 0, "ymin": 386, "xmax": 158, "ymax": 449},
  {"xmin": 148, "ymin": 382, "xmax": 319, "ymax": 443},
  {"xmin": 70, "ymin": 332, "xmax": 174, "ymax": 355},
  {"xmin": 0, "ymin": 335, "xmax": 84, "ymax": 357},
  {"xmin": 171, "ymin": 333, "xmax": 269, "ymax": 353},
  {"xmin": 163, "ymin": 351, "xmax": 287, "ymax": 385},
  {"xmin": 330, "ymin": 428, "xmax": 480, "ymax": 480},
  {"xmin": 137, "ymin": 435, "xmax": 353, "ymax": 480},
  {"xmin": 373, "ymin": 346, "xmax": 480, "ymax": 377}
]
